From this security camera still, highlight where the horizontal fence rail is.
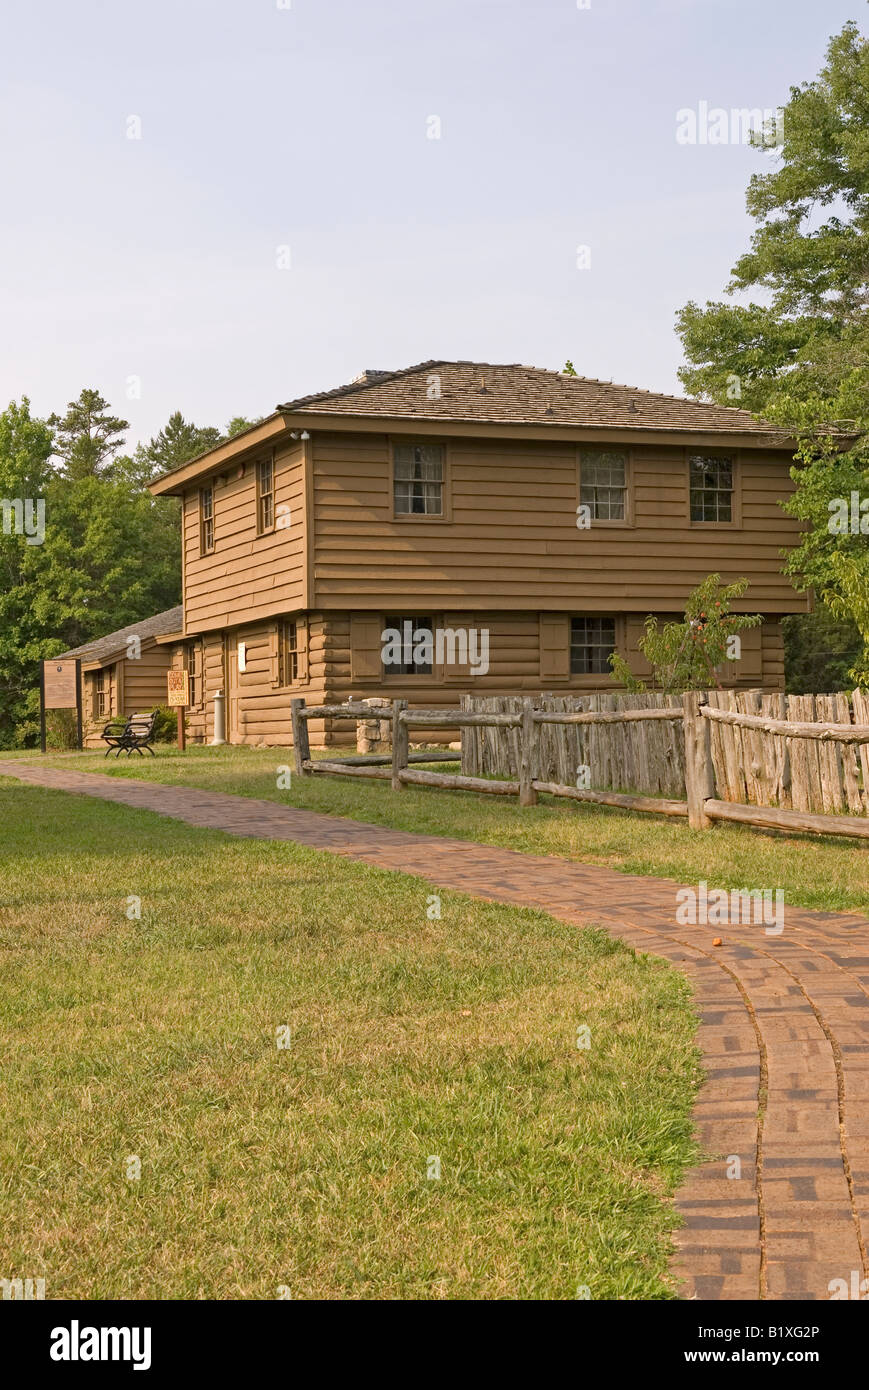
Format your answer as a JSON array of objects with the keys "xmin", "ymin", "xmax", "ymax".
[
  {"xmin": 532, "ymin": 707, "xmax": 683, "ymax": 725},
  {"xmin": 701, "ymin": 705, "xmax": 869, "ymax": 743},
  {"xmin": 289, "ymin": 692, "xmax": 869, "ymax": 842}
]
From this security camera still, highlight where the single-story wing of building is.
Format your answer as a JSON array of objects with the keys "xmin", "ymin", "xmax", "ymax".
[{"xmin": 55, "ymin": 605, "xmax": 183, "ymax": 746}]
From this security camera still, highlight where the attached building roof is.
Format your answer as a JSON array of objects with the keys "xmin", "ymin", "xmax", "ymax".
[{"xmin": 57, "ymin": 606, "xmax": 183, "ymax": 666}]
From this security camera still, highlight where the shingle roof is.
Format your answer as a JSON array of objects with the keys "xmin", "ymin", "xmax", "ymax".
[
  {"xmin": 58, "ymin": 606, "xmax": 183, "ymax": 665},
  {"xmin": 278, "ymin": 360, "xmax": 785, "ymax": 434}
]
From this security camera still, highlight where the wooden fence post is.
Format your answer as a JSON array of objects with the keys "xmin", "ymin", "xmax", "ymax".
[
  {"xmin": 291, "ymin": 698, "xmax": 310, "ymax": 776},
  {"xmin": 682, "ymin": 691, "xmax": 713, "ymax": 829},
  {"xmin": 519, "ymin": 698, "xmax": 538, "ymax": 806},
  {"xmin": 391, "ymin": 699, "xmax": 408, "ymax": 790}
]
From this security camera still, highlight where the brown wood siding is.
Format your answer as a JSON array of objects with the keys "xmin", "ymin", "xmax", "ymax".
[
  {"xmin": 318, "ymin": 609, "xmax": 787, "ymax": 747},
  {"xmin": 761, "ymin": 619, "xmax": 785, "ymax": 692},
  {"xmin": 120, "ymin": 645, "xmax": 172, "ymax": 713},
  {"xmin": 171, "ymin": 635, "xmax": 226, "ymax": 743},
  {"xmin": 182, "ymin": 439, "xmax": 307, "ymax": 634},
  {"xmin": 81, "ymin": 643, "xmax": 172, "ymax": 746},
  {"xmin": 171, "ymin": 618, "xmax": 317, "ymax": 746},
  {"xmin": 162, "ymin": 608, "xmax": 788, "ymax": 749},
  {"xmin": 310, "ymin": 433, "xmax": 806, "ymax": 615}
]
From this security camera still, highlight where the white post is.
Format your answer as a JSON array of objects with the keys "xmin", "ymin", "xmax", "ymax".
[{"xmin": 211, "ymin": 689, "xmax": 226, "ymax": 746}]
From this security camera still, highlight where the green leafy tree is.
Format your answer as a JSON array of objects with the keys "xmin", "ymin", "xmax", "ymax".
[
  {"xmin": 0, "ymin": 394, "xmax": 183, "ymax": 746},
  {"xmin": 0, "ymin": 399, "xmax": 58, "ymax": 746},
  {"xmin": 675, "ymin": 22, "xmax": 869, "ymax": 685},
  {"xmin": 782, "ymin": 609, "xmax": 864, "ymax": 693},
  {"xmin": 610, "ymin": 575, "xmax": 763, "ymax": 694},
  {"xmin": 225, "ymin": 415, "xmax": 262, "ymax": 438}
]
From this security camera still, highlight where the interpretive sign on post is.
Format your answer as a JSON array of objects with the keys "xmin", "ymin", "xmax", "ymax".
[{"xmin": 40, "ymin": 659, "xmax": 82, "ymax": 752}]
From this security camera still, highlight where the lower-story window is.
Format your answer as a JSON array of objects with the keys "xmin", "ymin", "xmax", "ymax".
[
  {"xmin": 382, "ymin": 615, "xmax": 434, "ymax": 676},
  {"xmin": 281, "ymin": 620, "xmax": 298, "ymax": 685},
  {"xmin": 186, "ymin": 642, "xmax": 202, "ymax": 706},
  {"xmin": 570, "ymin": 617, "xmax": 616, "ymax": 675},
  {"xmin": 95, "ymin": 669, "xmax": 108, "ymax": 717}
]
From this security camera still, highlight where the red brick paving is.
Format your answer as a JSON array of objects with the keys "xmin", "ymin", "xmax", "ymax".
[{"xmin": 3, "ymin": 758, "xmax": 869, "ymax": 1303}]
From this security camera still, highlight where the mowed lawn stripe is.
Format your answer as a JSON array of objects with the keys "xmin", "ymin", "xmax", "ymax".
[
  {"xmin": 0, "ymin": 780, "xmax": 701, "ymax": 1300},
  {"xmin": 18, "ymin": 745, "xmax": 869, "ymax": 915}
]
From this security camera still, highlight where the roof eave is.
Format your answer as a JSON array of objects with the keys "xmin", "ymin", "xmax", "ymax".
[
  {"xmin": 147, "ymin": 414, "xmax": 287, "ymax": 496},
  {"xmin": 277, "ymin": 408, "xmax": 798, "ymax": 450}
]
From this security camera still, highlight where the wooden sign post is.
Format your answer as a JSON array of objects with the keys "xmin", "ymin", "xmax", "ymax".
[
  {"xmin": 40, "ymin": 659, "xmax": 82, "ymax": 753},
  {"xmin": 167, "ymin": 669, "xmax": 189, "ymax": 751}
]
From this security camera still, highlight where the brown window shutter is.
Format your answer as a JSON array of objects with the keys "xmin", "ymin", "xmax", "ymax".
[
  {"xmin": 350, "ymin": 614, "xmax": 383, "ymax": 682},
  {"xmin": 623, "ymin": 615, "xmax": 652, "ymax": 680},
  {"xmin": 442, "ymin": 612, "xmax": 473, "ymax": 680},
  {"xmin": 722, "ymin": 623, "xmax": 762, "ymax": 685},
  {"xmin": 269, "ymin": 625, "xmax": 280, "ymax": 686},
  {"xmin": 539, "ymin": 614, "xmax": 570, "ymax": 681},
  {"xmin": 296, "ymin": 617, "xmax": 309, "ymax": 683}
]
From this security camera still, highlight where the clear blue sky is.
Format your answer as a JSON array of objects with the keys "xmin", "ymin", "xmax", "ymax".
[{"xmin": 0, "ymin": 0, "xmax": 862, "ymax": 447}]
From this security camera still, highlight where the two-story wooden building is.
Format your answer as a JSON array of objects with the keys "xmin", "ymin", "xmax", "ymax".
[{"xmin": 147, "ymin": 361, "xmax": 807, "ymax": 747}]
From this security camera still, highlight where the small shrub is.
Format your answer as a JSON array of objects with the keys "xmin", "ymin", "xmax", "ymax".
[{"xmin": 148, "ymin": 705, "xmax": 178, "ymax": 743}]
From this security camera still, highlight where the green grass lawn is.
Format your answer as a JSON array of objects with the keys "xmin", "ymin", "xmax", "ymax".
[
  {"xmin": 16, "ymin": 743, "xmax": 869, "ymax": 915},
  {"xmin": 0, "ymin": 779, "xmax": 700, "ymax": 1300}
]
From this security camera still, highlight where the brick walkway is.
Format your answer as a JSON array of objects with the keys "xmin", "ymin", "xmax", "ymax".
[{"xmin": 3, "ymin": 759, "xmax": 869, "ymax": 1302}]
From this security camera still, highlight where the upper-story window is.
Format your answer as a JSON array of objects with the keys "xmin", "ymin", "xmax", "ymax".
[
  {"xmin": 393, "ymin": 445, "xmax": 444, "ymax": 516},
  {"xmin": 257, "ymin": 457, "xmax": 274, "ymax": 534},
  {"xmin": 570, "ymin": 617, "xmax": 616, "ymax": 675},
  {"xmin": 199, "ymin": 485, "xmax": 214, "ymax": 553},
  {"xmin": 579, "ymin": 449, "xmax": 627, "ymax": 521},
  {"xmin": 689, "ymin": 455, "xmax": 733, "ymax": 523}
]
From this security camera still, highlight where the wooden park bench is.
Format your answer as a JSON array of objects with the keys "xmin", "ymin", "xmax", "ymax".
[{"xmin": 100, "ymin": 712, "xmax": 158, "ymax": 757}]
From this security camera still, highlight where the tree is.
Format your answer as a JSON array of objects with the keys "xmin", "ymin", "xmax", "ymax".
[
  {"xmin": 122, "ymin": 411, "xmax": 262, "ymax": 487},
  {"xmin": 225, "ymin": 415, "xmax": 261, "ymax": 438},
  {"xmin": 48, "ymin": 388, "xmax": 129, "ymax": 480},
  {"xmin": 124, "ymin": 411, "xmax": 223, "ymax": 487},
  {"xmin": 0, "ymin": 393, "xmax": 183, "ymax": 747},
  {"xmin": 675, "ymin": 23, "xmax": 869, "ymax": 685},
  {"xmin": 782, "ymin": 610, "xmax": 864, "ymax": 693},
  {"xmin": 609, "ymin": 575, "xmax": 763, "ymax": 694},
  {"xmin": 0, "ymin": 399, "xmax": 57, "ymax": 746},
  {"xmin": 1, "ymin": 392, "xmax": 264, "ymax": 746}
]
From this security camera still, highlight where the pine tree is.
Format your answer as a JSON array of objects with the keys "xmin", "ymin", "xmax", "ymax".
[
  {"xmin": 48, "ymin": 389, "xmax": 129, "ymax": 480},
  {"xmin": 675, "ymin": 23, "xmax": 869, "ymax": 684}
]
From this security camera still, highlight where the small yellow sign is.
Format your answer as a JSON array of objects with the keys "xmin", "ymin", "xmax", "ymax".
[
  {"xmin": 43, "ymin": 660, "xmax": 79, "ymax": 709},
  {"xmin": 167, "ymin": 669, "xmax": 189, "ymax": 707}
]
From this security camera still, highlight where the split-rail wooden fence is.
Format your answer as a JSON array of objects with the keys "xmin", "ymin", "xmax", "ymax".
[{"xmin": 289, "ymin": 693, "xmax": 869, "ymax": 842}]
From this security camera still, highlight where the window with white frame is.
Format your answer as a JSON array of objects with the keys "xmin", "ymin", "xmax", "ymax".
[
  {"xmin": 393, "ymin": 445, "xmax": 444, "ymax": 516},
  {"xmin": 257, "ymin": 457, "xmax": 274, "ymax": 533},
  {"xmin": 200, "ymin": 485, "xmax": 214, "ymax": 553},
  {"xmin": 281, "ymin": 620, "xmax": 298, "ymax": 685},
  {"xmin": 579, "ymin": 449, "xmax": 627, "ymax": 521},
  {"xmin": 689, "ymin": 455, "xmax": 733, "ymax": 523}
]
